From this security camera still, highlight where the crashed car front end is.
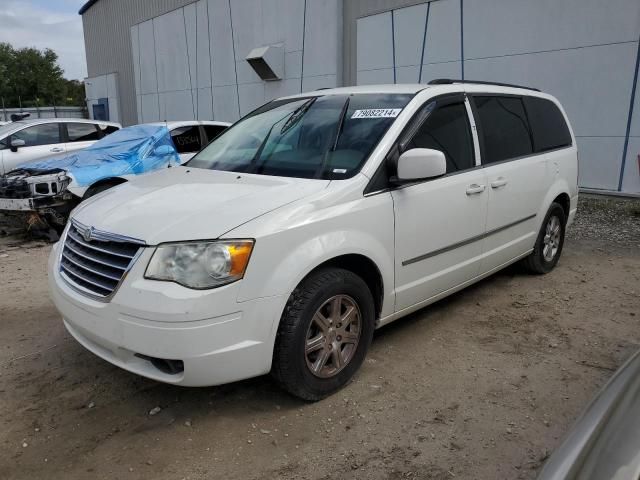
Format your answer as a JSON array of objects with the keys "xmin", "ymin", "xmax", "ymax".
[
  {"xmin": 0, "ymin": 168, "xmax": 76, "ymax": 233},
  {"xmin": 0, "ymin": 124, "xmax": 181, "ymax": 237}
]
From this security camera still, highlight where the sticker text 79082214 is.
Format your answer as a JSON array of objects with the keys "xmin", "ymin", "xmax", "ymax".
[{"xmin": 351, "ymin": 108, "xmax": 402, "ymax": 119}]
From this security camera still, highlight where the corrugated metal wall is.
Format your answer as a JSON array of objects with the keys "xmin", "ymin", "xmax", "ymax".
[
  {"xmin": 128, "ymin": 0, "xmax": 342, "ymax": 124},
  {"xmin": 344, "ymin": 0, "xmax": 640, "ymax": 194},
  {"xmin": 82, "ymin": 0, "xmax": 198, "ymax": 126}
]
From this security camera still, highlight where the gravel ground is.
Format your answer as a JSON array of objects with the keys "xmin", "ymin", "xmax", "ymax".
[
  {"xmin": 567, "ymin": 194, "xmax": 640, "ymax": 247},
  {"xmin": 0, "ymin": 195, "xmax": 639, "ymax": 480}
]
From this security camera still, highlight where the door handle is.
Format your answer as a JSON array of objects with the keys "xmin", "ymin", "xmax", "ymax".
[
  {"xmin": 466, "ymin": 184, "xmax": 486, "ymax": 195},
  {"xmin": 50, "ymin": 147, "xmax": 64, "ymax": 153},
  {"xmin": 491, "ymin": 177, "xmax": 508, "ymax": 189}
]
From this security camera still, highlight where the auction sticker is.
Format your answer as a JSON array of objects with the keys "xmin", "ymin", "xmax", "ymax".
[{"xmin": 351, "ymin": 108, "xmax": 402, "ymax": 119}]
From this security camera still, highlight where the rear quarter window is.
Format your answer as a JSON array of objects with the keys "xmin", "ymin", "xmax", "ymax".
[
  {"xmin": 67, "ymin": 123, "xmax": 100, "ymax": 142},
  {"xmin": 523, "ymin": 97, "xmax": 572, "ymax": 152}
]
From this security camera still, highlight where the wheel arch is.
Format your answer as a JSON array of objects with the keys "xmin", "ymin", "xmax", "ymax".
[
  {"xmin": 86, "ymin": 176, "xmax": 128, "ymax": 193},
  {"xmin": 537, "ymin": 179, "xmax": 571, "ymax": 229},
  {"xmin": 553, "ymin": 192, "xmax": 570, "ymax": 219},
  {"xmin": 299, "ymin": 253, "xmax": 384, "ymax": 323}
]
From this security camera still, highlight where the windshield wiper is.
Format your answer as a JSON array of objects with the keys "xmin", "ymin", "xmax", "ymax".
[
  {"xmin": 280, "ymin": 97, "xmax": 316, "ymax": 136},
  {"xmin": 315, "ymin": 97, "xmax": 350, "ymax": 179},
  {"xmin": 248, "ymin": 97, "xmax": 317, "ymax": 172}
]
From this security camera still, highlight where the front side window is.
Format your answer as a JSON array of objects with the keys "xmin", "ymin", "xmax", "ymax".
[
  {"xmin": 404, "ymin": 101, "xmax": 475, "ymax": 174},
  {"xmin": 67, "ymin": 123, "xmax": 100, "ymax": 142},
  {"xmin": 187, "ymin": 93, "xmax": 414, "ymax": 179},
  {"xmin": 171, "ymin": 125, "xmax": 202, "ymax": 154},
  {"xmin": 473, "ymin": 96, "xmax": 533, "ymax": 164},
  {"xmin": 11, "ymin": 123, "xmax": 61, "ymax": 147}
]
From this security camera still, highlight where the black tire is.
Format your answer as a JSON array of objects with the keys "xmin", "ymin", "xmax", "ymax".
[
  {"xmin": 522, "ymin": 202, "xmax": 566, "ymax": 274},
  {"xmin": 271, "ymin": 268, "xmax": 375, "ymax": 401}
]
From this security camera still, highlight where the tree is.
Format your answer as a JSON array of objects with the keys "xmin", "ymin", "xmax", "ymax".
[{"xmin": 0, "ymin": 42, "xmax": 84, "ymax": 107}]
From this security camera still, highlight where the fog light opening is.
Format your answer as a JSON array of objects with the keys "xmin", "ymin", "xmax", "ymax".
[{"xmin": 135, "ymin": 354, "xmax": 184, "ymax": 375}]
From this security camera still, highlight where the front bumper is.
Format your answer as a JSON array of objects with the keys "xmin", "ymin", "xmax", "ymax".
[
  {"xmin": 48, "ymin": 242, "xmax": 288, "ymax": 386},
  {"xmin": 0, "ymin": 197, "xmax": 36, "ymax": 211}
]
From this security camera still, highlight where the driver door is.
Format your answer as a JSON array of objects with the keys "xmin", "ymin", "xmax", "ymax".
[{"xmin": 392, "ymin": 94, "xmax": 488, "ymax": 312}]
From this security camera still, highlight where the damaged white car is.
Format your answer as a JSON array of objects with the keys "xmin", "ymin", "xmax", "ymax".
[{"xmin": 0, "ymin": 121, "xmax": 229, "ymax": 235}]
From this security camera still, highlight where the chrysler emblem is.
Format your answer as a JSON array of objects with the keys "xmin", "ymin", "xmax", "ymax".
[{"xmin": 81, "ymin": 226, "xmax": 95, "ymax": 242}]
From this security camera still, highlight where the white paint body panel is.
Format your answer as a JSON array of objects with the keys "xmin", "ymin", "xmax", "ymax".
[{"xmin": 49, "ymin": 84, "xmax": 578, "ymax": 387}]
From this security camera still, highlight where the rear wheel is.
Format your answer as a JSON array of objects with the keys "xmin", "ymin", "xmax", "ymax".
[
  {"xmin": 522, "ymin": 202, "xmax": 566, "ymax": 274},
  {"xmin": 271, "ymin": 268, "xmax": 375, "ymax": 401}
]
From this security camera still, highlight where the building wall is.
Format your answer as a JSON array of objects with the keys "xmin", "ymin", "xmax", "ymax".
[
  {"xmin": 84, "ymin": 72, "xmax": 120, "ymax": 122},
  {"xmin": 82, "ymin": 0, "xmax": 199, "ymax": 126},
  {"xmin": 345, "ymin": 0, "xmax": 640, "ymax": 194},
  {"xmin": 128, "ymin": 0, "xmax": 342, "ymax": 123}
]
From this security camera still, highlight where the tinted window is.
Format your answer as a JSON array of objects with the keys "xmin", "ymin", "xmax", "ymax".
[
  {"xmin": 405, "ymin": 102, "xmax": 475, "ymax": 173},
  {"xmin": 11, "ymin": 124, "xmax": 60, "ymax": 147},
  {"xmin": 524, "ymin": 97, "xmax": 572, "ymax": 152},
  {"xmin": 203, "ymin": 125, "xmax": 227, "ymax": 143},
  {"xmin": 67, "ymin": 123, "xmax": 100, "ymax": 142},
  {"xmin": 473, "ymin": 96, "xmax": 533, "ymax": 164},
  {"xmin": 171, "ymin": 125, "xmax": 202, "ymax": 154}
]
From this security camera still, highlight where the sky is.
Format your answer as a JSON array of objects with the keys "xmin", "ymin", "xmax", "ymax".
[{"xmin": 0, "ymin": 0, "xmax": 87, "ymax": 80}]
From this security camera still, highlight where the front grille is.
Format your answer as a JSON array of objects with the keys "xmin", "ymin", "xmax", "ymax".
[
  {"xmin": 60, "ymin": 222, "xmax": 142, "ymax": 298},
  {"xmin": 0, "ymin": 177, "xmax": 31, "ymax": 198}
]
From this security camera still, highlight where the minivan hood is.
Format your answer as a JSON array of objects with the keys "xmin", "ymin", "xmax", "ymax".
[{"xmin": 72, "ymin": 167, "xmax": 329, "ymax": 244}]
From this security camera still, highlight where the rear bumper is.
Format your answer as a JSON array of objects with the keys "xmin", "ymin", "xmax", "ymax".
[{"xmin": 48, "ymin": 242, "xmax": 288, "ymax": 386}]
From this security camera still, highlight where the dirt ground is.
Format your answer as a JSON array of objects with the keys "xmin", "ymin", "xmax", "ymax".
[{"xmin": 1, "ymin": 195, "xmax": 639, "ymax": 480}]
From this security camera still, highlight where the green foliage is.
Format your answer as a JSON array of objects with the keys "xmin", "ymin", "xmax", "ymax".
[{"xmin": 0, "ymin": 42, "xmax": 84, "ymax": 107}]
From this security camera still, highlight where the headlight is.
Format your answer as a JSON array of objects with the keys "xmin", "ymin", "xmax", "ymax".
[{"xmin": 145, "ymin": 240, "xmax": 254, "ymax": 289}]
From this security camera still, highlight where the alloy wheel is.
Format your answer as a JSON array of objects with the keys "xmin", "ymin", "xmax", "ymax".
[
  {"xmin": 543, "ymin": 215, "xmax": 561, "ymax": 262},
  {"xmin": 304, "ymin": 294, "xmax": 362, "ymax": 378}
]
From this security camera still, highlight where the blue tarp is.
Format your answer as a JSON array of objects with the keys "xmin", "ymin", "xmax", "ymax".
[{"xmin": 18, "ymin": 124, "xmax": 180, "ymax": 187}]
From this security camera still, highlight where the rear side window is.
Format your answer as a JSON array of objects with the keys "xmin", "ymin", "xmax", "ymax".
[
  {"xmin": 67, "ymin": 123, "xmax": 100, "ymax": 142},
  {"xmin": 523, "ymin": 97, "xmax": 572, "ymax": 152},
  {"xmin": 404, "ymin": 101, "xmax": 475, "ymax": 174},
  {"xmin": 473, "ymin": 96, "xmax": 533, "ymax": 164},
  {"xmin": 203, "ymin": 125, "xmax": 227, "ymax": 143},
  {"xmin": 171, "ymin": 125, "xmax": 202, "ymax": 154}
]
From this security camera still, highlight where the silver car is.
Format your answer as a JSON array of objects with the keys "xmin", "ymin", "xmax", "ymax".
[{"xmin": 538, "ymin": 348, "xmax": 640, "ymax": 479}]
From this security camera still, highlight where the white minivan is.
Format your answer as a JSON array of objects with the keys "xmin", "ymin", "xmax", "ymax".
[{"xmin": 48, "ymin": 81, "xmax": 578, "ymax": 400}]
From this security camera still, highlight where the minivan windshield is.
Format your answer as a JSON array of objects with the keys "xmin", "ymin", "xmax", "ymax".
[{"xmin": 187, "ymin": 93, "xmax": 414, "ymax": 179}]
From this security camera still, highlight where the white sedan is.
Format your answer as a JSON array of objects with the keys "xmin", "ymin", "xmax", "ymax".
[{"xmin": 0, "ymin": 118, "xmax": 121, "ymax": 175}]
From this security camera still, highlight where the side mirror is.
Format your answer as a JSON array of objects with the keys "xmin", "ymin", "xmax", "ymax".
[
  {"xmin": 393, "ymin": 148, "xmax": 446, "ymax": 183},
  {"xmin": 10, "ymin": 138, "xmax": 26, "ymax": 152},
  {"xmin": 152, "ymin": 144, "xmax": 174, "ymax": 157}
]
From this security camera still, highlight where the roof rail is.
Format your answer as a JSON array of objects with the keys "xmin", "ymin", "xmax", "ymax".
[{"xmin": 427, "ymin": 78, "xmax": 540, "ymax": 92}]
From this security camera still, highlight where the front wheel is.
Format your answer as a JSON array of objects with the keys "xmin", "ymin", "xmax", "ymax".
[
  {"xmin": 522, "ymin": 202, "xmax": 566, "ymax": 274},
  {"xmin": 271, "ymin": 268, "xmax": 375, "ymax": 401}
]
